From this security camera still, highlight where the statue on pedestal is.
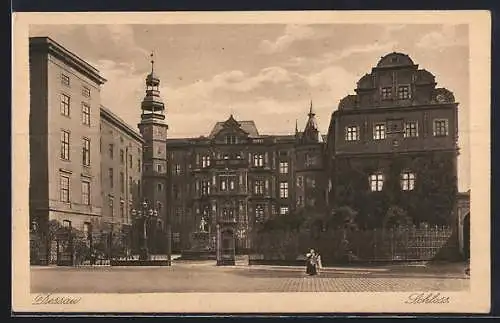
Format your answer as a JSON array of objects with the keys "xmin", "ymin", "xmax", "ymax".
[{"xmin": 199, "ymin": 217, "xmax": 208, "ymax": 233}]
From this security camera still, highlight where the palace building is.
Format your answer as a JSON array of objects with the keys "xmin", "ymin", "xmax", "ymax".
[
  {"xmin": 29, "ymin": 36, "xmax": 464, "ymax": 264},
  {"xmin": 325, "ymin": 52, "xmax": 460, "ymax": 229},
  {"xmin": 166, "ymin": 103, "xmax": 326, "ymax": 252}
]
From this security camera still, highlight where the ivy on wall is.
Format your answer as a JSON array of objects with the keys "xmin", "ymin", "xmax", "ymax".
[{"xmin": 331, "ymin": 151, "xmax": 458, "ymax": 229}]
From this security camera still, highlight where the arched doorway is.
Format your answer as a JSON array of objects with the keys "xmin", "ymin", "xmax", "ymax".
[
  {"xmin": 216, "ymin": 224, "xmax": 236, "ymax": 266},
  {"xmin": 462, "ymin": 212, "xmax": 470, "ymax": 260}
]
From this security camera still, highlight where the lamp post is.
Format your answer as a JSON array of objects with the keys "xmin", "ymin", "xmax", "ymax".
[{"xmin": 131, "ymin": 200, "xmax": 158, "ymax": 261}]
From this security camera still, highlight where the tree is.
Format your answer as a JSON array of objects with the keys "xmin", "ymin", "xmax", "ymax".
[
  {"xmin": 383, "ymin": 205, "xmax": 412, "ymax": 229},
  {"xmin": 328, "ymin": 206, "xmax": 358, "ymax": 230}
]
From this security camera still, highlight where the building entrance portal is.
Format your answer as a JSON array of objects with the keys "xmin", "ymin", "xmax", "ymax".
[{"xmin": 216, "ymin": 224, "xmax": 236, "ymax": 266}]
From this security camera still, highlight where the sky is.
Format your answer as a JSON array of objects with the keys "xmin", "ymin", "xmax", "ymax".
[{"xmin": 29, "ymin": 24, "xmax": 470, "ymax": 190}]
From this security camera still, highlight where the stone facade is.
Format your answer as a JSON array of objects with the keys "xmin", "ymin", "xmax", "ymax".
[
  {"xmin": 29, "ymin": 37, "xmax": 106, "ymax": 264},
  {"xmin": 326, "ymin": 52, "xmax": 460, "ymax": 228},
  {"xmin": 166, "ymin": 109, "xmax": 326, "ymax": 252},
  {"xmin": 100, "ymin": 107, "xmax": 144, "ymax": 238},
  {"xmin": 29, "ymin": 37, "xmax": 143, "ymax": 264}
]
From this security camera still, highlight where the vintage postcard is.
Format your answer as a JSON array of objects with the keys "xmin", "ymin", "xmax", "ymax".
[{"xmin": 12, "ymin": 11, "xmax": 491, "ymax": 314}]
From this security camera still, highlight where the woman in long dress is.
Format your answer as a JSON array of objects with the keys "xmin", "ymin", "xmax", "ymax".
[{"xmin": 305, "ymin": 249, "xmax": 317, "ymax": 275}]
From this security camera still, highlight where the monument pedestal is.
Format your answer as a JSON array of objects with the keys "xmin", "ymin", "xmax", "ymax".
[{"xmin": 180, "ymin": 231, "xmax": 216, "ymax": 260}]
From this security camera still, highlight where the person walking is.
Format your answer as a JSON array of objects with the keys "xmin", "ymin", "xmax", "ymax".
[
  {"xmin": 315, "ymin": 251, "xmax": 323, "ymax": 275},
  {"xmin": 305, "ymin": 249, "xmax": 318, "ymax": 276}
]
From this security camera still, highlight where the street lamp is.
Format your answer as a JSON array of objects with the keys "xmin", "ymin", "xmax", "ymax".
[{"xmin": 131, "ymin": 200, "xmax": 158, "ymax": 261}]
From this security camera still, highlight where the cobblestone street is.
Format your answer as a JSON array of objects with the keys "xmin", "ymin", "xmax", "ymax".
[{"xmin": 31, "ymin": 261, "xmax": 469, "ymax": 293}]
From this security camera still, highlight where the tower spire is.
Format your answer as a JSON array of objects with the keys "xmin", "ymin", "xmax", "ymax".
[
  {"xmin": 150, "ymin": 51, "xmax": 155, "ymax": 74},
  {"xmin": 308, "ymin": 100, "xmax": 315, "ymax": 117},
  {"xmin": 141, "ymin": 51, "xmax": 165, "ymax": 120},
  {"xmin": 295, "ymin": 119, "xmax": 299, "ymax": 134}
]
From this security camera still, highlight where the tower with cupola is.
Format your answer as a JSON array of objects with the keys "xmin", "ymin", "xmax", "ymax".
[
  {"xmin": 138, "ymin": 53, "xmax": 170, "ymax": 255},
  {"xmin": 294, "ymin": 101, "xmax": 326, "ymax": 213}
]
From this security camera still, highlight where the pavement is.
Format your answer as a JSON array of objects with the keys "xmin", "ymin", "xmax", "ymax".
[{"xmin": 30, "ymin": 260, "xmax": 469, "ymax": 293}]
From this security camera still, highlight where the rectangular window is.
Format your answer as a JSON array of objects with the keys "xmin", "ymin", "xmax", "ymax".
[
  {"xmin": 296, "ymin": 176, "xmax": 303, "ymax": 187},
  {"xmin": 157, "ymin": 183, "xmax": 163, "ymax": 192},
  {"xmin": 83, "ymin": 222, "xmax": 91, "ymax": 239},
  {"xmin": 82, "ymin": 86, "xmax": 91, "ymax": 98},
  {"xmin": 369, "ymin": 173, "xmax": 384, "ymax": 192},
  {"xmin": 254, "ymin": 180, "xmax": 265, "ymax": 195},
  {"xmin": 129, "ymin": 176, "xmax": 133, "ymax": 192},
  {"xmin": 345, "ymin": 126, "xmax": 359, "ymax": 141},
  {"xmin": 81, "ymin": 103, "xmax": 91, "ymax": 126},
  {"xmin": 174, "ymin": 164, "xmax": 181, "ymax": 175},
  {"xmin": 201, "ymin": 180, "xmax": 210, "ymax": 195},
  {"xmin": 60, "ymin": 175, "xmax": 70, "ymax": 202},
  {"xmin": 109, "ymin": 144, "xmax": 114, "ymax": 159},
  {"xmin": 60, "ymin": 93, "xmax": 70, "ymax": 116},
  {"xmin": 398, "ymin": 85, "xmax": 411, "ymax": 100},
  {"xmin": 137, "ymin": 159, "xmax": 141, "ymax": 172},
  {"xmin": 220, "ymin": 177, "xmax": 227, "ymax": 191},
  {"xmin": 109, "ymin": 168, "xmax": 114, "ymax": 188},
  {"xmin": 202, "ymin": 155, "xmax": 211, "ymax": 168},
  {"xmin": 61, "ymin": 73, "xmax": 70, "ymax": 87},
  {"xmin": 60, "ymin": 130, "xmax": 70, "ymax": 160},
  {"xmin": 82, "ymin": 137, "xmax": 90, "ymax": 166},
  {"xmin": 62, "ymin": 220, "xmax": 71, "ymax": 228},
  {"xmin": 279, "ymin": 182, "xmax": 289, "ymax": 199},
  {"xmin": 433, "ymin": 119, "xmax": 449, "ymax": 137},
  {"xmin": 120, "ymin": 149, "xmax": 125, "ymax": 164},
  {"xmin": 81, "ymin": 181, "xmax": 90, "ymax": 205},
  {"xmin": 255, "ymin": 204, "xmax": 265, "ymax": 223},
  {"xmin": 174, "ymin": 185, "xmax": 181, "ymax": 200},
  {"xmin": 401, "ymin": 171, "xmax": 416, "ymax": 191},
  {"xmin": 120, "ymin": 172, "xmax": 125, "ymax": 193},
  {"xmin": 120, "ymin": 202, "xmax": 125, "ymax": 221},
  {"xmin": 225, "ymin": 135, "xmax": 237, "ymax": 144},
  {"xmin": 297, "ymin": 196, "xmax": 304, "ymax": 207},
  {"xmin": 305, "ymin": 154, "xmax": 317, "ymax": 167},
  {"xmin": 157, "ymin": 164, "xmax": 162, "ymax": 173},
  {"xmin": 129, "ymin": 155, "xmax": 133, "ymax": 169},
  {"xmin": 279, "ymin": 161, "xmax": 288, "ymax": 174},
  {"xmin": 373, "ymin": 123, "xmax": 386, "ymax": 140},
  {"xmin": 280, "ymin": 206, "xmax": 289, "ymax": 215},
  {"xmin": 381, "ymin": 87, "xmax": 392, "ymax": 100},
  {"xmin": 404, "ymin": 121, "xmax": 419, "ymax": 138},
  {"xmin": 253, "ymin": 154, "xmax": 264, "ymax": 167},
  {"xmin": 306, "ymin": 177, "xmax": 316, "ymax": 188}
]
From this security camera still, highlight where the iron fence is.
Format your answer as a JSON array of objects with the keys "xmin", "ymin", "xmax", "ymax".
[{"xmin": 252, "ymin": 225, "xmax": 455, "ymax": 263}]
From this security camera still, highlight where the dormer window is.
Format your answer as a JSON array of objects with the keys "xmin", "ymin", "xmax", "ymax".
[
  {"xmin": 381, "ymin": 87, "xmax": 392, "ymax": 100},
  {"xmin": 398, "ymin": 85, "xmax": 411, "ymax": 100},
  {"xmin": 225, "ymin": 135, "xmax": 237, "ymax": 144}
]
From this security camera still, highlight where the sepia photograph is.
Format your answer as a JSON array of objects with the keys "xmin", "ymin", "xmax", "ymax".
[{"xmin": 12, "ymin": 11, "xmax": 490, "ymax": 313}]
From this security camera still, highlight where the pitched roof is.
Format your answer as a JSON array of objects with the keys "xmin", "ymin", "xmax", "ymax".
[{"xmin": 208, "ymin": 118, "xmax": 260, "ymax": 138}]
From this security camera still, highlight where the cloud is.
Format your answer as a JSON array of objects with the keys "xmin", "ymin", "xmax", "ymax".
[
  {"xmin": 416, "ymin": 25, "xmax": 468, "ymax": 48},
  {"xmin": 258, "ymin": 24, "xmax": 316, "ymax": 54},
  {"xmin": 320, "ymin": 41, "xmax": 398, "ymax": 63},
  {"xmin": 92, "ymin": 59, "xmax": 145, "ymax": 125}
]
